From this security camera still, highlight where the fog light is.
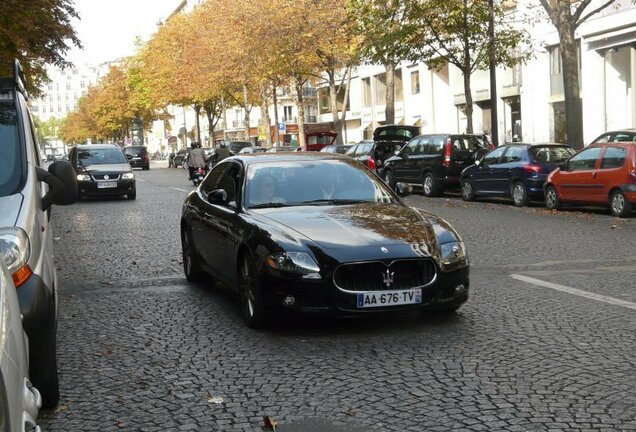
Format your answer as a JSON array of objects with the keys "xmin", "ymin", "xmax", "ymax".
[
  {"xmin": 283, "ymin": 295, "xmax": 295, "ymax": 307},
  {"xmin": 455, "ymin": 284, "xmax": 465, "ymax": 294}
]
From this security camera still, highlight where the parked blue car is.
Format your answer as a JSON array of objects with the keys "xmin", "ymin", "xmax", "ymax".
[{"xmin": 459, "ymin": 143, "xmax": 575, "ymax": 206}]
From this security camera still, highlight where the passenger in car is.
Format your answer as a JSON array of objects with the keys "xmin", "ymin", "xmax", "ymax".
[{"xmin": 251, "ymin": 174, "xmax": 286, "ymax": 205}]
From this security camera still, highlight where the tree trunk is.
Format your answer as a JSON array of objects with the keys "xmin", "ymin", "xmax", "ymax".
[
  {"xmin": 340, "ymin": 68, "xmax": 352, "ymax": 144},
  {"xmin": 273, "ymin": 82, "xmax": 280, "ymax": 145},
  {"xmin": 463, "ymin": 69, "xmax": 474, "ymax": 133},
  {"xmin": 260, "ymin": 88, "xmax": 272, "ymax": 147},
  {"xmin": 193, "ymin": 103, "xmax": 201, "ymax": 144},
  {"xmin": 221, "ymin": 95, "xmax": 228, "ymax": 143},
  {"xmin": 243, "ymin": 83, "xmax": 251, "ymax": 141},
  {"xmin": 557, "ymin": 13, "xmax": 583, "ymax": 148},
  {"xmin": 385, "ymin": 64, "xmax": 395, "ymax": 124},
  {"xmin": 328, "ymin": 70, "xmax": 342, "ymax": 144},
  {"xmin": 295, "ymin": 79, "xmax": 306, "ymax": 148}
]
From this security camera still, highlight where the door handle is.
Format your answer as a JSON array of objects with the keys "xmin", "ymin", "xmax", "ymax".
[{"xmin": 592, "ymin": 172, "xmax": 597, "ymax": 179}]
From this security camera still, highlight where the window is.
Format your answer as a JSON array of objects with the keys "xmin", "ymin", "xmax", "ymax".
[
  {"xmin": 80, "ymin": 81, "xmax": 85, "ymax": 89},
  {"xmin": 200, "ymin": 162, "xmax": 227, "ymax": 195},
  {"xmin": 375, "ymin": 73, "xmax": 386, "ymax": 105},
  {"xmin": 429, "ymin": 136, "xmax": 445, "ymax": 155},
  {"xmin": 600, "ymin": 146, "xmax": 626, "ymax": 169},
  {"xmin": 530, "ymin": 146, "xmax": 574, "ymax": 162},
  {"xmin": 395, "ymin": 69, "xmax": 403, "ymax": 102},
  {"xmin": 403, "ymin": 138, "xmax": 422, "ymax": 156},
  {"xmin": 218, "ymin": 163, "xmax": 241, "ymax": 206},
  {"xmin": 482, "ymin": 147, "xmax": 506, "ymax": 165},
  {"xmin": 283, "ymin": 106, "xmax": 293, "ymax": 122},
  {"xmin": 362, "ymin": 77, "xmax": 372, "ymax": 108},
  {"xmin": 57, "ymin": 105, "xmax": 62, "ymax": 112},
  {"xmin": 66, "ymin": 83, "xmax": 71, "ymax": 90},
  {"xmin": 612, "ymin": 133, "xmax": 636, "ymax": 142},
  {"xmin": 501, "ymin": 146, "xmax": 524, "ymax": 163},
  {"xmin": 568, "ymin": 147, "xmax": 602, "ymax": 171},
  {"xmin": 0, "ymin": 105, "xmax": 21, "ymax": 197},
  {"xmin": 411, "ymin": 71, "xmax": 420, "ymax": 95}
]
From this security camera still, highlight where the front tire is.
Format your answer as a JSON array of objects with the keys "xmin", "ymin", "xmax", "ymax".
[
  {"xmin": 127, "ymin": 190, "xmax": 136, "ymax": 200},
  {"xmin": 545, "ymin": 186, "xmax": 561, "ymax": 210},
  {"xmin": 461, "ymin": 179, "xmax": 475, "ymax": 201},
  {"xmin": 33, "ymin": 328, "xmax": 60, "ymax": 409},
  {"xmin": 511, "ymin": 181, "xmax": 529, "ymax": 207},
  {"xmin": 238, "ymin": 255, "xmax": 267, "ymax": 328},
  {"xmin": 384, "ymin": 169, "xmax": 396, "ymax": 190},
  {"xmin": 422, "ymin": 172, "xmax": 441, "ymax": 197},
  {"xmin": 610, "ymin": 190, "xmax": 632, "ymax": 217},
  {"xmin": 181, "ymin": 226, "xmax": 204, "ymax": 282}
]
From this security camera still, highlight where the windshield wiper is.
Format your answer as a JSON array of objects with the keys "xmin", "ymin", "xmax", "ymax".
[
  {"xmin": 298, "ymin": 199, "xmax": 371, "ymax": 205},
  {"xmin": 249, "ymin": 202, "xmax": 288, "ymax": 209}
]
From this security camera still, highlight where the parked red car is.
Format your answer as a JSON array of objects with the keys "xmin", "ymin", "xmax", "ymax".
[{"xmin": 544, "ymin": 142, "xmax": 636, "ymax": 217}]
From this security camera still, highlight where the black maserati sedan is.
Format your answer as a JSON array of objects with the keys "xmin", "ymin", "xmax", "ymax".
[{"xmin": 181, "ymin": 153, "xmax": 469, "ymax": 327}]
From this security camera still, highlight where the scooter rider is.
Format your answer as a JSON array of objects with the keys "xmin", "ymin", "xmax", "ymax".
[{"xmin": 188, "ymin": 142, "xmax": 207, "ymax": 180}]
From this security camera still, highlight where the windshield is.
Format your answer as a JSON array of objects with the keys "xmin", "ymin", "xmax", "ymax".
[
  {"xmin": 307, "ymin": 134, "xmax": 335, "ymax": 145},
  {"xmin": 124, "ymin": 146, "xmax": 147, "ymax": 156},
  {"xmin": 529, "ymin": 146, "xmax": 575, "ymax": 162},
  {"xmin": 78, "ymin": 148, "xmax": 127, "ymax": 165},
  {"xmin": 0, "ymin": 104, "xmax": 21, "ymax": 197},
  {"xmin": 245, "ymin": 159, "xmax": 397, "ymax": 208}
]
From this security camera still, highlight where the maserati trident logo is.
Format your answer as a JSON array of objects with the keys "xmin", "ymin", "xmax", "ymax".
[{"xmin": 382, "ymin": 268, "xmax": 395, "ymax": 288}]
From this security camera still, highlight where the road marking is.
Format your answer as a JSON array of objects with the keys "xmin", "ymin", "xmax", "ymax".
[
  {"xmin": 170, "ymin": 187, "xmax": 190, "ymax": 193},
  {"xmin": 510, "ymin": 274, "xmax": 636, "ymax": 311}
]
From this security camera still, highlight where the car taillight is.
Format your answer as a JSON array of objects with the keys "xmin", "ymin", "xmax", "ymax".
[
  {"xmin": 523, "ymin": 163, "xmax": 543, "ymax": 174},
  {"xmin": 443, "ymin": 138, "xmax": 452, "ymax": 167},
  {"xmin": 366, "ymin": 157, "xmax": 376, "ymax": 171}
]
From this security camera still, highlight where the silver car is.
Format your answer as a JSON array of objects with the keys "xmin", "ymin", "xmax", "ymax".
[
  {"xmin": 0, "ymin": 260, "xmax": 42, "ymax": 432},
  {"xmin": 0, "ymin": 60, "xmax": 77, "ymax": 409}
]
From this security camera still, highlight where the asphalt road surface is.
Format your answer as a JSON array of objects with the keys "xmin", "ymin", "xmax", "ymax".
[{"xmin": 40, "ymin": 161, "xmax": 636, "ymax": 431}]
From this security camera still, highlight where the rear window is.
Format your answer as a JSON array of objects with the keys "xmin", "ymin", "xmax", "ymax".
[
  {"xmin": 0, "ymin": 104, "xmax": 22, "ymax": 197},
  {"xmin": 124, "ymin": 146, "xmax": 147, "ymax": 156},
  {"xmin": 529, "ymin": 146, "xmax": 574, "ymax": 163},
  {"xmin": 450, "ymin": 135, "xmax": 487, "ymax": 151},
  {"xmin": 377, "ymin": 128, "xmax": 417, "ymax": 140}
]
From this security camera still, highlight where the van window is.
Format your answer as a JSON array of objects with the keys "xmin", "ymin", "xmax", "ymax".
[
  {"xmin": 0, "ymin": 104, "xmax": 22, "ymax": 197},
  {"xmin": 428, "ymin": 136, "xmax": 445, "ymax": 155}
]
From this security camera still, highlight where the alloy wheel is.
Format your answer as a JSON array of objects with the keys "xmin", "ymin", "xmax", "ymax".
[
  {"xmin": 545, "ymin": 187, "xmax": 559, "ymax": 209},
  {"xmin": 461, "ymin": 181, "xmax": 473, "ymax": 201},
  {"xmin": 611, "ymin": 192, "xmax": 625, "ymax": 215},
  {"xmin": 424, "ymin": 176, "xmax": 433, "ymax": 195},
  {"xmin": 512, "ymin": 183, "xmax": 527, "ymax": 206},
  {"xmin": 241, "ymin": 259, "xmax": 255, "ymax": 318},
  {"xmin": 182, "ymin": 229, "xmax": 192, "ymax": 276}
]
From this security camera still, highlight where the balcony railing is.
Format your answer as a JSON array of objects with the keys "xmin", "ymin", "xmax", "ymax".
[
  {"xmin": 232, "ymin": 120, "xmax": 246, "ymax": 128},
  {"xmin": 305, "ymin": 115, "xmax": 317, "ymax": 123}
]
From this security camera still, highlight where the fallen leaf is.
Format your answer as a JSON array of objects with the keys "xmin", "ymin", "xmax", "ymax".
[
  {"xmin": 167, "ymin": 388, "xmax": 173, "ymax": 395},
  {"xmin": 144, "ymin": 340, "xmax": 152, "ymax": 347},
  {"xmin": 132, "ymin": 260, "xmax": 137, "ymax": 265},
  {"xmin": 54, "ymin": 237, "xmax": 60, "ymax": 241},
  {"xmin": 116, "ymin": 422, "xmax": 125, "ymax": 429},
  {"xmin": 55, "ymin": 403, "xmax": 69, "ymax": 413},
  {"xmin": 611, "ymin": 224, "xmax": 619, "ymax": 229},
  {"xmin": 341, "ymin": 408, "xmax": 355, "ymax": 416},
  {"xmin": 207, "ymin": 396, "xmax": 224, "ymax": 404},
  {"xmin": 115, "ymin": 397, "xmax": 124, "ymax": 405},
  {"xmin": 263, "ymin": 416, "xmax": 278, "ymax": 430}
]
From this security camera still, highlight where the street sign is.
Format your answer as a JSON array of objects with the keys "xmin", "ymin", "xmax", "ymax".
[
  {"xmin": 257, "ymin": 125, "xmax": 267, "ymax": 140},
  {"xmin": 278, "ymin": 122, "xmax": 286, "ymax": 133}
]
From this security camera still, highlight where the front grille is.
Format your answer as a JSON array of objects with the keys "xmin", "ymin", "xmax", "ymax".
[
  {"xmin": 93, "ymin": 174, "xmax": 121, "ymax": 180},
  {"xmin": 333, "ymin": 259, "xmax": 436, "ymax": 292}
]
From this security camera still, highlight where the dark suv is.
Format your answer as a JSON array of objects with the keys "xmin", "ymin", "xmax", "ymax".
[
  {"xmin": 0, "ymin": 60, "xmax": 77, "ymax": 408},
  {"xmin": 382, "ymin": 133, "xmax": 492, "ymax": 196},
  {"xmin": 123, "ymin": 145, "xmax": 150, "ymax": 170}
]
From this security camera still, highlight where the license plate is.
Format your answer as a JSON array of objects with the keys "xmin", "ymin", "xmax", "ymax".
[
  {"xmin": 132, "ymin": 157, "xmax": 141, "ymax": 160},
  {"xmin": 357, "ymin": 289, "xmax": 422, "ymax": 308},
  {"xmin": 97, "ymin": 181, "xmax": 117, "ymax": 188}
]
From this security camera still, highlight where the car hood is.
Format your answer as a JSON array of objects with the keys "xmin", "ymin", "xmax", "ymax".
[
  {"xmin": 0, "ymin": 194, "xmax": 23, "ymax": 226},
  {"xmin": 254, "ymin": 203, "xmax": 441, "ymax": 253},
  {"xmin": 81, "ymin": 163, "xmax": 131, "ymax": 173}
]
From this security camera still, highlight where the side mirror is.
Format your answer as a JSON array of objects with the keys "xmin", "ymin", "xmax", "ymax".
[
  {"xmin": 37, "ymin": 161, "xmax": 78, "ymax": 211},
  {"xmin": 394, "ymin": 149, "xmax": 400, "ymax": 156},
  {"xmin": 475, "ymin": 159, "xmax": 481, "ymax": 167},
  {"xmin": 395, "ymin": 182, "xmax": 413, "ymax": 197},
  {"xmin": 208, "ymin": 189, "xmax": 228, "ymax": 204},
  {"xmin": 558, "ymin": 162, "xmax": 568, "ymax": 171},
  {"xmin": 126, "ymin": 154, "xmax": 133, "ymax": 160}
]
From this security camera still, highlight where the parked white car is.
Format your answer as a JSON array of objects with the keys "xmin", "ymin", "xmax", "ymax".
[{"xmin": 0, "ymin": 260, "xmax": 41, "ymax": 432}]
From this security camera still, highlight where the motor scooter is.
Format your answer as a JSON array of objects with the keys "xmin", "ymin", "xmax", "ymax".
[{"xmin": 191, "ymin": 167, "xmax": 206, "ymax": 185}]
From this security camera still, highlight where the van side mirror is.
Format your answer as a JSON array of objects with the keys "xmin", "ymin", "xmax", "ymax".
[{"xmin": 37, "ymin": 161, "xmax": 78, "ymax": 211}]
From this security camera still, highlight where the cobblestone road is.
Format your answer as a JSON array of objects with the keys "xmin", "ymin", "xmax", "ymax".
[{"xmin": 40, "ymin": 162, "xmax": 636, "ymax": 431}]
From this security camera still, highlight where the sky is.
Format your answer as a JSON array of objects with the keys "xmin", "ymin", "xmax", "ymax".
[{"xmin": 65, "ymin": 0, "xmax": 177, "ymax": 66}]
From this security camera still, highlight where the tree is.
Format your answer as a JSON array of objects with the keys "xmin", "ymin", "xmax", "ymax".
[
  {"xmin": 348, "ymin": 0, "xmax": 413, "ymax": 125},
  {"xmin": 0, "ymin": 0, "xmax": 81, "ymax": 96},
  {"xmin": 539, "ymin": 0, "xmax": 618, "ymax": 148},
  {"xmin": 408, "ymin": 0, "xmax": 530, "ymax": 134}
]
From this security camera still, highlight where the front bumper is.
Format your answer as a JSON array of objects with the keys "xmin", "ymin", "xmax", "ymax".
[
  {"xmin": 259, "ymin": 265, "xmax": 469, "ymax": 316},
  {"xmin": 78, "ymin": 179, "xmax": 135, "ymax": 197}
]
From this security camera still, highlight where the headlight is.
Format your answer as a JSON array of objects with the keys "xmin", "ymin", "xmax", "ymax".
[
  {"xmin": 0, "ymin": 227, "xmax": 32, "ymax": 287},
  {"xmin": 266, "ymin": 251, "xmax": 320, "ymax": 275},
  {"xmin": 122, "ymin": 172, "xmax": 134, "ymax": 180},
  {"xmin": 440, "ymin": 241, "xmax": 468, "ymax": 271},
  {"xmin": 76, "ymin": 174, "xmax": 91, "ymax": 181}
]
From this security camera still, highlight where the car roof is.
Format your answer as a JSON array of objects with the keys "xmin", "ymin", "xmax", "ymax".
[
  {"xmin": 229, "ymin": 151, "xmax": 347, "ymax": 167},
  {"xmin": 508, "ymin": 142, "xmax": 571, "ymax": 147},
  {"xmin": 76, "ymin": 144, "xmax": 120, "ymax": 150}
]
